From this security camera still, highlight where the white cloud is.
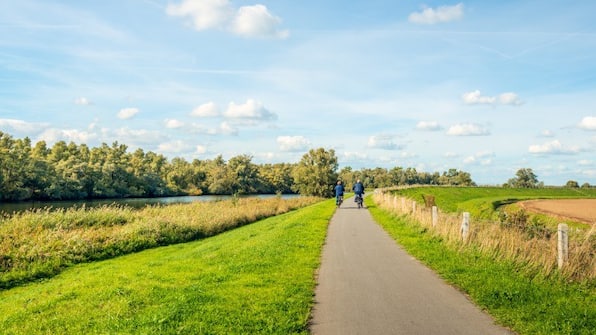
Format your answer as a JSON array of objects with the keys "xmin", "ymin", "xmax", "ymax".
[
  {"xmin": 165, "ymin": 119, "xmax": 185, "ymax": 129},
  {"xmin": 166, "ymin": 0, "xmax": 232, "ymax": 31},
  {"xmin": 118, "ymin": 107, "xmax": 139, "ymax": 120},
  {"xmin": 444, "ymin": 151, "xmax": 459, "ymax": 158},
  {"xmin": 112, "ymin": 127, "xmax": 167, "ymax": 145},
  {"xmin": 409, "ymin": 3, "xmax": 464, "ymax": 25},
  {"xmin": 277, "ymin": 135, "xmax": 310, "ymax": 152},
  {"xmin": 231, "ymin": 5, "xmax": 289, "ymax": 39},
  {"xmin": 37, "ymin": 128, "xmax": 96, "ymax": 144},
  {"xmin": 367, "ymin": 134, "xmax": 403, "ymax": 150},
  {"xmin": 224, "ymin": 99, "xmax": 277, "ymax": 121},
  {"xmin": 528, "ymin": 140, "xmax": 580, "ymax": 155},
  {"xmin": 218, "ymin": 121, "xmax": 238, "ymax": 135},
  {"xmin": 499, "ymin": 92, "xmax": 523, "ymax": 105},
  {"xmin": 463, "ymin": 151, "xmax": 494, "ymax": 165},
  {"xmin": 74, "ymin": 97, "xmax": 92, "ymax": 105},
  {"xmin": 463, "ymin": 90, "xmax": 523, "ymax": 106},
  {"xmin": 158, "ymin": 140, "xmax": 194, "ymax": 153},
  {"xmin": 167, "ymin": 0, "xmax": 287, "ymax": 38},
  {"xmin": 462, "ymin": 90, "xmax": 496, "ymax": 105},
  {"xmin": 191, "ymin": 102, "xmax": 220, "ymax": 117},
  {"xmin": 578, "ymin": 116, "xmax": 596, "ymax": 130},
  {"xmin": 0, "ymin": 118, "xmax": 49, "ymax": 133},
  {"xmin": 446, "ymin": 123, "xmax": 490, "ymax": 136},
  {"xmin": 196, "ymin": 145, "xmax": 207, "ymax": 154},
  {"xmin": 416, "ymin": 121, "xmax": 442, "ymax": 131}
]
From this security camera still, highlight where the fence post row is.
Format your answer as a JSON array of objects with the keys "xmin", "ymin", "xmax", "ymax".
[
  {"xmin": 557, "ymin": 223, "xmax": 569, "ymax": 269},
  {"xmin": 460, "ymin": 212, "xmax": 470, "ymax": 240}
]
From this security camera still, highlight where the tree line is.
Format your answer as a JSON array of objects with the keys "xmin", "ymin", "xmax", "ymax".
[{"xmin": 0, "ymin": 131, "xmax": 475, "ymax": 202}]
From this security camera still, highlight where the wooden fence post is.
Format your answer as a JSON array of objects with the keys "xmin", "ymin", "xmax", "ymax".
[
  {"xmin": 432, "ymin": 206, "xmax": 438, "ymax": 227},
  {"xmin": 558, "ymin": 223, "xmax": 569, "ymax": 269},
  {"xmin": 412, "ymin": 201, "xmax": 416, "ymax": 213},
  {"xmin": 461, "ymin": 212, "xmax": 470, "ymax": 240}
]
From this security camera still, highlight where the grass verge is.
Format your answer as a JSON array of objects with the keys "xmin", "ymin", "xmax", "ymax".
[
  {"xmin": 367, "ymin": 197, "xmax": 595, "ymax": 335},
  {"xmin": 0, "ymin": 199, "xmax": 336, "ymax": 334},
  {"xmin": 0, "ymin": 196, "xmax": 321, "ymax": 290}
]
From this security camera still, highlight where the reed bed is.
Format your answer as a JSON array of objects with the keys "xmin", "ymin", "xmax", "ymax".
[
  {"xmin": 0, "ymin": 196, "xmax": 321, "ymax": 289},
  {"xmin": 373, "ymin": 191, "xmax": 595, "ymax": 283}
]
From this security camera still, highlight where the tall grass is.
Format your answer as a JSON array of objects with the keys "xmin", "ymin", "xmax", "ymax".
[
  {"xmin": 373, "ymin": 190, "xmax": 595, "ymax": 283},
  {"xmin": 0, "ymin": 196, "xmax": 321, "ymax": 290},
  {"xmin": 0, "ymin": 198, "xmax": 336, "ymax": 334}
]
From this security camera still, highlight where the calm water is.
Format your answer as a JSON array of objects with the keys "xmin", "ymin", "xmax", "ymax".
[{"xmin": 0, "ymin": 194, "xmax": 299, "ymax": 215}]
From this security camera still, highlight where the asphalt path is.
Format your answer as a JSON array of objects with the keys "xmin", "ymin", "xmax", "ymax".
[{"xmin": 309, "ymin": 196, "xmax": 514, "ymax": 335}]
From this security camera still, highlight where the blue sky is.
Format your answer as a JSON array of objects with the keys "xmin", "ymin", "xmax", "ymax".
[{"xmin": 1, "ymin": 0, "xmax": 595, "ymax": 185}]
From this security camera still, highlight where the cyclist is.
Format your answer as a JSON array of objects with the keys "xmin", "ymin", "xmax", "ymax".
[
  {"xmin": 352, "ymin": 179, "xmax": 364, "ymax": 207},
  {"xmin": 334, "ymin": 180, "xmax": 345, "ymax": 206}
]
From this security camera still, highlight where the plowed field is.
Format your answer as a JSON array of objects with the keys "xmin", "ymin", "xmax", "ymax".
[{"xmin": 518, "ymin": 199, "xmax": 596, "ymax": 224}]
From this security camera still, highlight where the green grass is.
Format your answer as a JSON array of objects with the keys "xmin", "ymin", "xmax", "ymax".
[
  {"xmin": 366, "ymin": 197, "xmax": 595, "ymax": 335},
  {"xmin": 393, "ymin": 186, "xmax": 596, "ymax": 221},
  {"xmin": 0, "ymin": 199, "xmax": 336, "ymax": 334}
]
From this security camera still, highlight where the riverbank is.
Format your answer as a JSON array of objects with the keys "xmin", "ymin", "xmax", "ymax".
[{"xmin": 0, "ymin": 196, "xmax": 321, "ymax": 290}]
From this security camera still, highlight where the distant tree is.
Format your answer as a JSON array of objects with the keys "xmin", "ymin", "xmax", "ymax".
[
  {"xmin": 581, "ymin": 182, "xmax": 592, "ymax": 188},
  {"xmin": 507, "ymin": 168, "xmax": 541, "ymax": 188},
  {"xmin": 292, "ymin": 148, "xmax": 338, "ymax": 197},
  {"xmin": 565, "ymin": 180, "xmax": 580, "ymax": 188}
]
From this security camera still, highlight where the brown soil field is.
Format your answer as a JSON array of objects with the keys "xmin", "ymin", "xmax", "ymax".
[{"xmin": 518, "ymin": 199, "xmax": 596, "ymax": 224}]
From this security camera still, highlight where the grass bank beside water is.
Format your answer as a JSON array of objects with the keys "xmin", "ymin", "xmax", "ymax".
[
  {"xmin": 0, "ymin": 196, "xmax": 321, "ymax": 290},
  {"xmin": 367, "ymin": 197, "xmax": 595, "ymax": 335},
  {"xmin": 0, "ymin": 198, "xmax": 336, "ymax": 334}
]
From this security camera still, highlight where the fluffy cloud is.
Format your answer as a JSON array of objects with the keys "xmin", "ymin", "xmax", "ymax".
[
  {"xmin": 0, "ymin": 118, "xmax": 49, "ymax": 134},
  {"xmin": 446, "ymin": 123, "xmax": 490, "ymax": 136},
  {"xmin": 462, "ymin": 90, "xmax": 523, "ymax": 105},
  {"xmin": 167, "ymin": 0, "xmax": 288, "ymax": 38},
  {"xmin": 416, "ymin": 121, "xmax": 442, "ymax": 131},
  {"xmin": 37, "ymin": 128, "xmax": 96, "ymax": 144},
  {"xmin": 277, "ymin": 135, "xmax": 310, "ymax": 152},
  {"xmin": 408, "ymin": 3, "xmax": 464, "ymax": 24},
  {"xmin": 231, "ymin": 5, "xmax": 289, "ymax": 38},
  {"xmin": 578, "ymin": 116, "xmax": 596, "ymax": 130},
  {"xmin": 165, "ymin": 119, "xmax": 185, "ymax": 129},
  {"xmin": 528, "ymin": 140, "xmax": 580, "ymax": 154},
  {"xmin": 112, "ymin": 127, "xmax": 167, "ymax": 145},
  {"xmin": 498, "ymin": 92, "xmax": 523, "ymax": 105},
  {"xmin": 118, "ymin": 107, "xmax": 139, "ymax": 120},
  {"xmin": 540, "ymin": 129, "xmax": 555, "ymax": 137},
  {"xmin": 191, "ymin": 102, "xmax": 220, "ymax": 117},
  {"xmin": 157, "ymin": 140, "xmax": 194, "ymax": 153},
  {"xmin": 464, "ymin": 151, "xmax": 494, "ymax": 165},
  {"xmin": 367, "ymin": 135, "xmax": 403, "ymax": 150},
  {"xmin": 224, "ymin": 99, "xmax": 277, "ymax": 121}
]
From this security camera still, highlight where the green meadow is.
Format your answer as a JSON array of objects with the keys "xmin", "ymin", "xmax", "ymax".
[{"xmin": 0, "ymin": 199, "xmax": 335, "ymax": 334}]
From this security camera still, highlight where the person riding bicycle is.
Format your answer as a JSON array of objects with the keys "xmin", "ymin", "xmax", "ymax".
[
  {"xmin": 352, "ymin": 179, "xmax": 364, "ymax": 202},
  {"xmin": 334, "ymin": 180, "xmax": 345, "ymax": 206}
]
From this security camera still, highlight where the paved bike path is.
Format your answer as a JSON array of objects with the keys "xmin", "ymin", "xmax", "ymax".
[{"xmin": 310, "ymin": 196, "xmax": 514, "ymax": 335}]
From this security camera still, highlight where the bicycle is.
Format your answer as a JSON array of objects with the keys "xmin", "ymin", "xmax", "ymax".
[
  {"xmin": 336, "ymin": 195, "xmax": 343, "ymax": 207},
  {"xmin": 355, "ymin": 194, "xmax": 363, "ymax": 208}
]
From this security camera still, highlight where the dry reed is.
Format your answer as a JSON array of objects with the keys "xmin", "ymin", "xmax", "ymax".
[{"xmin": 373, "ymin": 191, "xmax": 595, "ymax": 283}]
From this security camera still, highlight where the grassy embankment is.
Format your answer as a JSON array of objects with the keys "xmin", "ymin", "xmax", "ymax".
[
  {"xmin": 370, "ymin": 188, "xmax": 595, "ymax": 335},
  {"xmin": 0, "ymin": 197, "xmax": 335, "ymax": 334},
  {"xmin": 0, "ymin": 196, "xmax": 321, "ymax": 290}
]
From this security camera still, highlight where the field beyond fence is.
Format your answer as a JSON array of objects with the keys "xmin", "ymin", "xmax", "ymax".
[{"xmin": 373, "ymin": 188, "xmax": 595, "ymax": 283}]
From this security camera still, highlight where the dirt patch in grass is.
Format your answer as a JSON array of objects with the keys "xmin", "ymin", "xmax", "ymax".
[{"xmin": 518, "ymin": 199, "xmax": 596, "ymax": 224}]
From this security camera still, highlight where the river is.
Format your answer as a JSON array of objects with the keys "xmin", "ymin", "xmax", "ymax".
[{"xmin": 0, "ymin": 194, "xmax": 300, "ymax": 215}]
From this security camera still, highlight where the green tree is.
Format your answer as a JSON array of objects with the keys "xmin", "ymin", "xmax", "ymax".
[
  {"xmin": 507, "ymin": 168, "xmax": 541, "ymax": 188},
  {"xmin": 565, "ymin": 180, "xmax": 579, "ymax": 188},
  {"xmin": 292, "ymin": 148, "xmax": 338, "ymax": 197}
]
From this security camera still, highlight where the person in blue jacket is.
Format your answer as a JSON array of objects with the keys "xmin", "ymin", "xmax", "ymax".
[
  {"xmin": 334, "ymin": 180, "xmax": 345, "ymax": 206},
  {"xmin": 352, "ymin": 179, "xmax": 365, "ymax": 204}
]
